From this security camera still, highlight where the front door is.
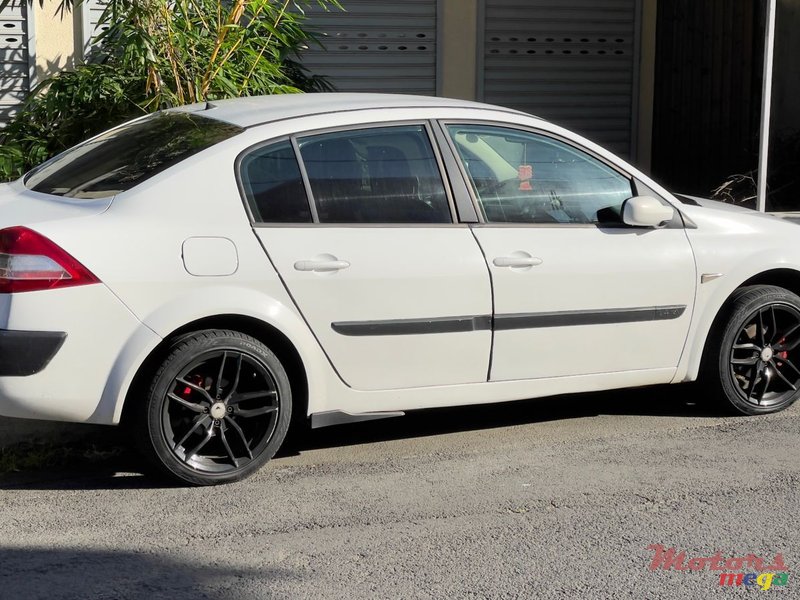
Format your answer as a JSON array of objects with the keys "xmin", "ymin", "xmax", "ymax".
[
  {"xmin": 241, "ymin": 124, "xmax": 493, "ymax": 391},
  {"xmin": 443, "ymin": 123, "xmax": 696, "ymax": 381}
]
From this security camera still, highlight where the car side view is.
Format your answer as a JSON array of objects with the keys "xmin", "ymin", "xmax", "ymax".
[{"xmin": 1, "ymin": 93, "xmax": 799, "ymax": 485}]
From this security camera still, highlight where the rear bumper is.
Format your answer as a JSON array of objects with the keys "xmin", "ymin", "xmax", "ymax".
[
  {"xmin": 0, "ymin": 330, "xmax": 66, "ymax": 377},
  {"xmin": 0, "ymin": 285, "xmax": 160, "ymax": 424}
]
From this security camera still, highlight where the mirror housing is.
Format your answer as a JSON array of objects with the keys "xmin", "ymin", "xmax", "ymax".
[{"xmin": 622, "ymin": 196, "xmax": 675, "ymax": 228}]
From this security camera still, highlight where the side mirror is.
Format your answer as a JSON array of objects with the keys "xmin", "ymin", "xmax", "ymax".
[{"xmin": 622, "ymin": 195, "xmax": 675, "ymax": 228}]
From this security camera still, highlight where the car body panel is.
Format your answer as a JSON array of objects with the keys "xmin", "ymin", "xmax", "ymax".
[
  {"xmin": 2, "ymin": 96, "xmax": 800, "ymax": 427},
  {"xmin": 0, "ymin": 284, "xmax": 154, "ymax": 422},
  {"xmin": 672, "ymin": 203, "xmax": 800, "ymax": 382},
  {"xmin": 256, "ymin": 227, "xmax": 493, "ymax": 390},
  {"xmin": 472, "ymin": 225, "xmax": 696, "ymax": 380}
]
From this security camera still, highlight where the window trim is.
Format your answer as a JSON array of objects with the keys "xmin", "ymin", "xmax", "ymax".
[
  {"xmin": 437, "ymin": 119, "xmax": 675, "ymax": 229},
  {"xmin": 235, "ymin": 120, "xmax": 464, "ymax": 228}
]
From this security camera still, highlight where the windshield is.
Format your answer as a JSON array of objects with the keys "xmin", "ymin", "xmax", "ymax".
[{"xmin": 24, "ymin": 112, "xmax": 243, "ymax": 199}]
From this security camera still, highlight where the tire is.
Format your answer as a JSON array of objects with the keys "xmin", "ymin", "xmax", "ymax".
[
  {"xmin": 135, "ymin": 330, "xmax": 292, "ymax": 486},
  {"xmin": 703, "ymin": 285, "xmax": 800, "ymax": 415}
]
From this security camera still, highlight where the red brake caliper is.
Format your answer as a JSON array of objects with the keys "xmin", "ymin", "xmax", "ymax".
[{"xmin": 777, "ymin": 337, "xmax": 789, "ymax": 363}]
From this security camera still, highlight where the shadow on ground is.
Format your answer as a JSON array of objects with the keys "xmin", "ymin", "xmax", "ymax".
[
  {"xmin": 0, "ymin": 383, "xmax": 723, "ymax": 490},
  {"xmin": 0, "ymin": 546, "xmax": 291, "ymax": 600}
]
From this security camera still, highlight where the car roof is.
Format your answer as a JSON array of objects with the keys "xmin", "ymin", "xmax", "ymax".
[{"xmin": 171, "ymin": 93, "xmax": 531, "ymax": 128}]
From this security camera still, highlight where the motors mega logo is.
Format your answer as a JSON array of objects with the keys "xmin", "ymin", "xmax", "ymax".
[{"xmin": 647, "ymin": 544, "xmax": 790, "ymax": 590}]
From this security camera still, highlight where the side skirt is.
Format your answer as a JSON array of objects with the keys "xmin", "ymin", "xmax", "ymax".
[{"xmin": 311, "ymin": 410, "xmax": 406, "ymax": 429}]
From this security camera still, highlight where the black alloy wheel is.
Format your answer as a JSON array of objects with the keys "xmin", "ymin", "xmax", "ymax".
[
  {"xmin": 137, "ymin": 330, "xmax": 292, "ymax": 485},
  {"xmin": 709, "ymin": 286, "xmax": 800, "ymax": 415}
]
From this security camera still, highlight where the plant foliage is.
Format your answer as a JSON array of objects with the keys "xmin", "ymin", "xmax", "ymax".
[{"xmin": 0, "ymin": 0, "xmax": 341, "ymax": 181}]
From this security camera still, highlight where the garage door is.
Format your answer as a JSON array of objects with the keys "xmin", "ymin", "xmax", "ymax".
[
  {"xmin": 79, "ymin": 0, "xmax": 109, "ymax": 60},
  {"xmin": 482, "ymin": 0, "xmax": 639, "ymax": 157},
  {"xmin": 0, "ymin": 0, "xmax": 33, "ymax": 128},
  {"xmin": 298, "ymin": 0, "xmax": 437, "ymax": 96}
]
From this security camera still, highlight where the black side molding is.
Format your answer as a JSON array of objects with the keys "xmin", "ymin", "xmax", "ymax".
[
  {"xmin": 495, "ymin": 306, "xmax": 687, "ymax": 331},
  {"xmin": 332, "ymin": 315, "xmax": 492, "ymax": 337},
  {"xmin": 332, "ymin": 306, "xmax": 687, "ymax": 337},
  {"xmin": 0, "ymin": 330, "xmax": 67, "ymax": 377}
]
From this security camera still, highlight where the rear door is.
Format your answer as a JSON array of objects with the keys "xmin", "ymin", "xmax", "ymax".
[{"xmin": 242, "ymin": 123, "xmax": 493, "ymax": 391}]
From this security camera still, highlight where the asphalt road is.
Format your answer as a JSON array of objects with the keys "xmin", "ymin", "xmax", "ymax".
[{"xmin": 1, "ymin": 384, "xmax": 798, "ymax": 599}]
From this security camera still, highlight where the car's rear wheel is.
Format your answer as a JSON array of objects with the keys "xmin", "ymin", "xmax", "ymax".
[
  {"xmin": 706, "ymin": 285, "xmax": 800, "ymax": 415},
  {"xmin": 136, "ymin": 330, "xmax": 291, "ymax": 485}
]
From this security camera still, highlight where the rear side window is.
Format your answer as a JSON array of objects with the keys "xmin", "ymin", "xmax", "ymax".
[
  {"xmin": 239, "ymin": 141, "xmax": 311, "ymax": 223},
  {"xmin": 25, "ymin": 113, "xmax": 243, "ymax": 199},
  {"xmin": 297, "ymin": 125, "xmax": 452, "ymax": 224}
]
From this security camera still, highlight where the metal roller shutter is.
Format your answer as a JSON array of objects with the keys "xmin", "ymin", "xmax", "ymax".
[
  {"xmin": 299, "ymin": 0, "xmax": 437, "ymax": 95},
  {"xmin": 482, "ymin": 0, "xmax": 639, "ymax": 157},
  {"xmin": 0, "ymin": 0, "xmax": 33, "ymax": 128},
  {"xmin": 80, "ymin": 0, "xmax": 108, "ymax": 60}
]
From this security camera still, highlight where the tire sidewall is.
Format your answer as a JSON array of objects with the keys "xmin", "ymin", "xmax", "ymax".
[
  {"xmin": 143, "ymin": 331, "xmax": 292, "ymax": 486},
  {"xmin": 717, "ymin": 288, "xmax": 800, "ymax": 415}
]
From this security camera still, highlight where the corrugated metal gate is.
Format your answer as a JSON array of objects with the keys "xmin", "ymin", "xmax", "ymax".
[
  {"xmin": 0, "ymin": 0, "xmax": 33, "ymax": 128},
  {"xmin": 298, "ymin": 0, "xmax": 438, "ymax": 95},
  {"xmin": 481, "ymin": 0, "xmax": 639, "ymax": 157},
  {"xmin": 80, "ymin": 0, "xmax": 108, "ymax": 60}
]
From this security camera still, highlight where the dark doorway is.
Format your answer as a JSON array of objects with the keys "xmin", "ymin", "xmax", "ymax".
[{"xmin": 651, "ymin": 0, "xmax": 765, "ymax": 200}]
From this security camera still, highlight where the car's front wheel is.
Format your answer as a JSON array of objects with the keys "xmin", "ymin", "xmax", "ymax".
[
  {"xmin": 136, "ymin": 330, "xmax": 292, "ymax": 485},
  {"xmin": 707, "ymin": 285, "xmax": 800, "ymax": 415}
]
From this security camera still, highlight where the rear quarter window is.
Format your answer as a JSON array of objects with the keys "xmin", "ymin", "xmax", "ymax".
[{"xmin": 24, "ymin": 112, "xmax": 243, "ymax": 199}]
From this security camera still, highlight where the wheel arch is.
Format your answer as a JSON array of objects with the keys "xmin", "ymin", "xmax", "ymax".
[
  {"xmin": 682, "ymin": 267, "xmax": 800, "ymax": 382},
  {"xmin": 119, "ymin": 314, "xmax": 311, "ymax": 430}
]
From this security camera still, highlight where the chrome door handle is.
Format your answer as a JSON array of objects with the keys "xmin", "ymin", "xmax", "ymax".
[
  {"xmin": 493, "ymin": 256, "xmax": 543, "ymax": 268},
  {"xmin": 294, "ymin": 259, "xmax": 351, "ymax": 272}
]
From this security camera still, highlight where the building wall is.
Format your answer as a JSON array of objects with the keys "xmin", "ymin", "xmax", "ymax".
[
  {"xmin": 32, "ymin": 0, "xmax": 75, "ymax": 81},
  {"xmin": 439, "ymin": 0, "xmax": 478, "ymax": 100}
]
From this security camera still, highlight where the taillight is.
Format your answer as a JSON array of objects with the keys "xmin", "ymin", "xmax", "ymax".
[{"xmin": 0, "ymin": 226, "xmax": 100, "ymax": 294}]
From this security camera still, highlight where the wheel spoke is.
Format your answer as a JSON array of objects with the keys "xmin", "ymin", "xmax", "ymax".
[
  {"xmin": 775, "ymin": 323, "xmax": 800, "ymax": 351},
  {"xmin": 219, "ymin": 425, "xmax": 239, "ymax": 468},
  {"xmin": 224, "ymin": 415, "xmax": 254, "ymax": 460},
  {"xmin": 733, "ymin": 343, "xmax": 761, "ymax": 351},
  {"xmin": 229, "ymin": 390, "xmax": 277, "ymax": 405},
  {"xmin": 770, "ymin": 306, "xmax": 779, "ymax": 344},
  {"xmin": 185, "ymin": 422, "xmax": 215, "ymax": 462},
  {"xmin": 175, "ymin": 414, "xmax": 211, "ymax": 450},
  {"xmin": 758, "ymin": 310, "xmax": 767, "ymax": 346},
  {"xmin": 770, "ymin": 361, "xmax": 798, "ymax": 391},
  {"xmin": 176, "ymin": 378, "xmax": 214, "ymax": 403},
  {"xmin": 167, "ymin": 392, "xmax": 207, "ymax": 413},
  {"xmin": 731, "ymin": 356, "xmax": 760, "ymax": 366},
  {"xmin": 777, "ymin": 356, "xmax": 800, "ymax": 378},
  {"xmin": 746, "ymin": 361, "xmax": 764, "ymax": 401},
  {"xmin": 224, "ymin": 353, "xmax": 244, "ymax": 403},
  {"xmin": 233, "ymin": 405, "xmax": 278, "ymax": 419},
  {"xmin": 216, "ymin": 351, "xmax": 227, "ymax": 398},
  {"xmin": 758, "ymin": 368, "xmax": 773, "ymax": 403}
]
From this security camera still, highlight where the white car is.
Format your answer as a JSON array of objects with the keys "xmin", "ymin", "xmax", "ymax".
[{"xmin": 2, "ymin": 93, "xmax": 799, "ymax": 485}]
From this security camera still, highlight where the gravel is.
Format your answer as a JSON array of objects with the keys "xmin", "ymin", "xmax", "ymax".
[{"xmin": 1, "ymin": 384, "xmax": 797, "ymax": 599}]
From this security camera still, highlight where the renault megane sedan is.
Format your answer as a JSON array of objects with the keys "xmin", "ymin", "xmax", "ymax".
[{"xmin": 2, "ymin": 93, "xmax": 799, "ymax": 485}]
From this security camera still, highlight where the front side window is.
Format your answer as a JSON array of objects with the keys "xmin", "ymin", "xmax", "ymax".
[
  {"xmin": 297, "ymin": 125, "xmax": 452, "ymax": 224},
  {"xmin": 446, "ymin": 124, "xmax": 633, "ymax": 225},
  {"xmin": 25, "ymin": 113, "xmax": 243, "ymax": 199}
]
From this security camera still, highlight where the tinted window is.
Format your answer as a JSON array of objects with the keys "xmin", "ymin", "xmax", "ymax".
[
  {"xmin": 239, "ymin": 141, "xmax": 311, "ymax": 223},
  {"xmin": 25, "ymin": 113, "xmax": 243, "ymax": 199},
  {"xmin": 297, "ymin": 125, "xmax": 452, "ymax": 224},
  {"xmin": 447, "ymin": 125, "xmax": 633, "ymax": 224}
]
